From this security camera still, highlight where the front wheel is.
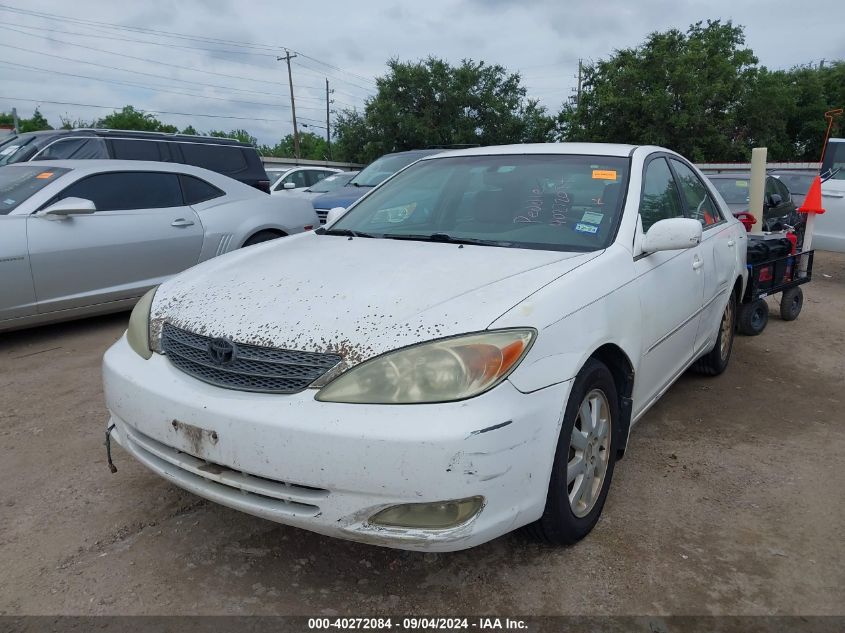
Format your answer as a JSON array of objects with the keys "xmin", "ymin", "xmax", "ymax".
[{"xmin": 528, "ymin": 359, "xmax": 619, "ymax": 545}]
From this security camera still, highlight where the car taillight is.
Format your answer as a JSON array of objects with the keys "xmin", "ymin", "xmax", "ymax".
[{"xmin": 256, "ymin": 180, "xmax": 271, "ymax": 194}]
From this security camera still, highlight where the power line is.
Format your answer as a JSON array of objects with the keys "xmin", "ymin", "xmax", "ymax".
[
  {"xmin": 0, "ymin": 59, "xmax": 300, "ymax": 111},
  {"xmin": 0, "ymin": 44, "xmax": 330, "ymax": 115},
  {"xmin": 0, "ymin": 96, "xmax": 288, "ymax": 122},
  {"xmin": 0, "ymin": 3, "xmax": 377, "ymax": 89}
]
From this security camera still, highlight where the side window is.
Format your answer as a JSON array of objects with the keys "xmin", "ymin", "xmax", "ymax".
[
  {"xmin": 180, "ymin": 174, "xmax": 224, "ymax": 205},
  {"xmin": 773, "ymin": 178, "xmax": 791, "ymax": 203},
  {"xmin": 109, "ymin": 139, "xmax": 164, "ymax": 161},
  {"xmin": 35, "ymin": 137, "xmax": 108, "ymax": 160},
  {"xmin": 282, "ymin": 170, "xmax": 308, "ymax": 188},
  {"xmin": 669, "ymin": 159, "xmax": 723, "ymax": 228},
  {"xmin": 56, "ymin": 172, "xmax": 183, "ymax": 211},
  {"xmin": 178, "ymin": 143, "xmax": 248, "ymax": 175},
  {"xmin": 640, "ymin": 157, "xmax": 683, "ymax": 232}
]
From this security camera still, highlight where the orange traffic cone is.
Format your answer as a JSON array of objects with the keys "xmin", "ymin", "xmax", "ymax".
[{"xmin": 798, "ymin": 175, "xmax": 826, "ymax": 215}]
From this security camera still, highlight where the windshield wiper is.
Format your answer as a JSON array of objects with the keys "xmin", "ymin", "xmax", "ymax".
[
  {"xmin": 382, "ymin": 233, "xmax": 507, "ymax": 247},
  {"xmin": 322, "ymin": 228, "xmax": 376, "ymax": 238},
  {"xmin": 350, "ymin": 182, "xmax": 374, "ymax": 187}
]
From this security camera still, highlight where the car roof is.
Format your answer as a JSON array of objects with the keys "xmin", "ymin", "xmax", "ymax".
[
  {"xmin": 6, "ymin": 128, "xmax": 253, "ymax": 147},
  {"xmin": 422, "ymin": 142, "xmax": 639, "ymax": 159},
  {"xmin": 5, "ymin": 159, "xmax": 237, "ymax": 183}
]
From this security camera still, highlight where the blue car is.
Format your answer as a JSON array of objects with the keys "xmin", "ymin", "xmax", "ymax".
[{"xmin": 312, "ymin": 149, "xmax": 442, "ymax": 223}]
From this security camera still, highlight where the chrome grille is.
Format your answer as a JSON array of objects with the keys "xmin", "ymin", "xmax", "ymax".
[
  {"xmin": 316, "ymin": 209, "xmax": 328, "ymax": 224},
  {"xmin": 161, "ymin": 323, "xmax": 342, "ymax": 394}
]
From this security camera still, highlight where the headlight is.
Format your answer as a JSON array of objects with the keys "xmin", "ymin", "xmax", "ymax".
[
  {"xmin": 315, "ymin": 329, "xmax": 535, "ymax": 404},
  {"xmin": 126, "ymin": 287, "xmax": 157, "ymax": 359}
]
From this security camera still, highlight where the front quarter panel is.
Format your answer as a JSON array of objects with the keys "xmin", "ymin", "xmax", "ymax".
[{"xmin": 495, "ymin": 244, "xmax": 641, "ymax": 393}]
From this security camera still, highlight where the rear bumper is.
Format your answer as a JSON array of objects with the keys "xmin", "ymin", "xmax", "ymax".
[{"xmin": 104, "ymin": 335, "xmax": 571, "ymax": 551}]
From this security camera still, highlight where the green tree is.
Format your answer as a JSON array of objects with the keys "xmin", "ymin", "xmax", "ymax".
[
  {"xmin": 559, "ymin": 20, "xmax": 757, "ymax": 162},
  {"xmin": 0, "ymin": 108, "xmax": 54, "ymax": 132},
  {"xmin": 333, "ymin": 57, "xmax": 554, "ymax": 163},
  {"xmin": 208, "ymin": 128, "xmax": 258, "ymax": 146},
  {"xmin": 260, "ymin": 132, "xmax": 330, "ymax": 160},
  {"xmin": 180, "ymin": 125, "xmax": 198, "ymax": 135},
  {"xmin": 95, "ymin": 106, "xmax": 177, "ymax": 133}
]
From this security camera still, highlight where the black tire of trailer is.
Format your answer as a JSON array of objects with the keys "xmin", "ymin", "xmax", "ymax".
[
  {"xmin": 779, "ymin": 287, "xmax": 803, "ymax": 321},
  {"xmin": 738, "ymin": 298, "xmax": 769, "ymax": 336}
]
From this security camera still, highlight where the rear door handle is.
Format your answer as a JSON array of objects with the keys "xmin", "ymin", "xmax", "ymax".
[
  {"xmin": 171, "ymin": 218, "xmax": 195, "ymax": 227},
  {"xmin": 692, "ymin": 256, "xmax": 704, "ymax": 270}
]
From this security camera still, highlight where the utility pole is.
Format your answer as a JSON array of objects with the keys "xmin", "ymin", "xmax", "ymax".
[
  {"xmin": 11, "ymin": 107, "xmax": 19, "ymax": 133},
  {"xmin": 576, "ymin": 59, "xmax": 583, "ymax": 108},
  {"xmin": 277, "ymin": 49, "xmax": 300, "ymax": 160},
  {"xmin": 326, "ymin": 78, "xmax": 332, "ymax": 160}
]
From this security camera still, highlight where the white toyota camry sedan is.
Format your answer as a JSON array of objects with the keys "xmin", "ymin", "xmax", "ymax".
[{"xmin": 103, "ymin": 143, "xmax": 747, "ymax": 551}]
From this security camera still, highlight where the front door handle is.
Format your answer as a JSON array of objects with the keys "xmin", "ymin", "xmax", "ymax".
[
  {"xmin": 171, "ymin": 218, "xmax": 195, "ymax": 227},
  {"xmin": 692, "ymin": 256, "xmax": 704, "ymax": 270}
]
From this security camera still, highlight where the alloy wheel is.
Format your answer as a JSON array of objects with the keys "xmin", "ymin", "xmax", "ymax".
[{"xmin": 567, "ymin": 389, "xmax": 612, "ymax": 518}]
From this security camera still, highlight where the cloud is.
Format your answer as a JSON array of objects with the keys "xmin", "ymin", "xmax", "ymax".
[{"xmin": 0, "ymin": 0, "xmax": 839, "ymax": 145}]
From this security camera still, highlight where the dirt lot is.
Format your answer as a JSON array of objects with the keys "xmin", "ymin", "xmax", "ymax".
[{"xmin": 1, "ymin": 252, "xmax": 844, "ymax": 617}]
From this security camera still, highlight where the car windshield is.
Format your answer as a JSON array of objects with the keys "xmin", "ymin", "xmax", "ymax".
[
  {"xmin": 821, "ymin": 140, "xmax": 845, "ymax": 180},
  {"xmin": 0, "ymin": 134, "xmax": 39, "ymax": 166},
  {"xmin": 0, "ymin": 165, "xmax": 70, "ymax": 214},
  {"xmin": 310, "ymin": 172, "xmax": 356, "ymax": 193},
  {"xmin": 709, "ymin": 177, "xmax": 750, "ymax": 204},
  {"xmin": 349, "ymin": 154, "xmax": 427, "ymax": 187},
  {"xmin": 328, "ymin": 154, "xmax": 630, "ymax": 252}
]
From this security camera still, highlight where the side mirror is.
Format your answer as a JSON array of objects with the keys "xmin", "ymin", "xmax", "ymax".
[
  {"xmin": 38, "ymin": 197, "xmax": 97, "ymax": 219},
  {"xmin": 325, "ymin": 206, "xmax": 347, "ymax": 226},
  {"xmin": 283, "ymin": 182, "xmax": 297, "ymax": 190},
  {"xmin": 642, "ymin": 218, "xmax": 702, "ymax": 253},
  {"xmin": 767, "ymin": 193, "xmax": 783, "ymax": 207}
]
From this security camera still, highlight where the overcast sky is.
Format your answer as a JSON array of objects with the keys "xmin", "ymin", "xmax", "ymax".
[{"xmin": 1, "ymin": 0, "xmax": 842, "ymax": 145}]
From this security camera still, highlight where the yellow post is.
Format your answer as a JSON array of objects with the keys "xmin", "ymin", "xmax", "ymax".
[{"xmin": 749, "ymin": 147, "xmax": 767, "ymax": 233}]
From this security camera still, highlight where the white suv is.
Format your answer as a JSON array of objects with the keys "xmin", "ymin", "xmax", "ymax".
[{"xmin": 818, "ymin": 138, "xmax": 845, "ymax": 252}]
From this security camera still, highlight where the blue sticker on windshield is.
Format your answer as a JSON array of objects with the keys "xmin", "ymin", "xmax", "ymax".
[{"xmin": 574, "ymin": 222, "xmax": 599, "ymax": 234}]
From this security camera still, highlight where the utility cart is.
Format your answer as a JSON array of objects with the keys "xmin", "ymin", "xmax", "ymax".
[{"xmin": 738, "ymin": 246, "xmax": 814, "ymax": 336}]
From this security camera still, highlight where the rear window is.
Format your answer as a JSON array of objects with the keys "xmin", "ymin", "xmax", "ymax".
[
  {"xmin": 178, "ymin": 143, "xmax": 248, "ymax": 174},
  {"xmin": 0, "ymin": 166, "xmax": 70, "ymax": 214},
  {"xmin": 180, "ymin": 174, "xmax": 224, "ymax": 204}
]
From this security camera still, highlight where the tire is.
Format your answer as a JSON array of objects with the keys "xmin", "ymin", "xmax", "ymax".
[
  {"xmin": 243, "ymin": 230, "xmax": 284, "ymax": 247},
  {"xmin": 737, "ymin": 298, "xmax": 769, "ymax": 336},
  {"xmin": 693, "ymin": 291, "xmax": 736, "ymax": 375},
  {"xmin": 528, "ymin": 358, "xmax": 619, "ymax": 545},
  {"xmin": 779, "ymin": 287, "xmax": 803, "ymax": 321}
]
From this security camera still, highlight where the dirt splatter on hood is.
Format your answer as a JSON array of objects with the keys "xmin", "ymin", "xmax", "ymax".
[{"xmin": 150, "ymin": 232, "xmax": 592, "ymax": 364}]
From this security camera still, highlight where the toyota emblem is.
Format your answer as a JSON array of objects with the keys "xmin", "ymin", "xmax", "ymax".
[{"xmin": 207, "ymin": 338, "xmax": 237, "ymax": 365}]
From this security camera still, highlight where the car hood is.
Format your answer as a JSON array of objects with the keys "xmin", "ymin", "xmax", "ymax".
[
  {"xmin": 311, "ymin": 186, "xmax": 368, "ymax": 210},
  {"xmin": 150, "ymin": 232, "xmax": 596, "ymax": 366}
]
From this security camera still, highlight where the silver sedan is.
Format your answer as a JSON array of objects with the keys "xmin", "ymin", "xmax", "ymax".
[{"xmin": 0, "ymin": 160, "xmax": 319, "ymax": 332}]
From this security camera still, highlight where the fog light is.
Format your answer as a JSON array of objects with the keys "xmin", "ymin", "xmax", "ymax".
[{"xmin": 369, "ymin": 496, "xmax": 484, "ymax": 529}]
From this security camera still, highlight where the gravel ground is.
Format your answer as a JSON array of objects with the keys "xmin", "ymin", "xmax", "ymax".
[{"xmin": 1, "ymin": 251, "xmax": 843, "ymax": 616}]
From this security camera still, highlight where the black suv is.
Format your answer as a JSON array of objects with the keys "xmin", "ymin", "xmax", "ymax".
[{"xmin": 0, "ymin": 129, "xmax": 271, "ymax": 192}]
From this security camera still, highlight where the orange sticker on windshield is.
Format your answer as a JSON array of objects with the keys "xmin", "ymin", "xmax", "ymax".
[
  {"xmin": 592, "ymin": 169, "xmax": 617, "ymax": 180},
  {"xmin": 36, "ymin": 172, "xmax": 54, "ymax": 179}
]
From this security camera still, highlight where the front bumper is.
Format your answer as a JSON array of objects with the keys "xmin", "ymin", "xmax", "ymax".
[{"xmin": 103, "ymin": 335, "xmax": 571, "ymax": 551}]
